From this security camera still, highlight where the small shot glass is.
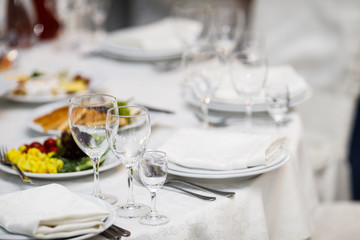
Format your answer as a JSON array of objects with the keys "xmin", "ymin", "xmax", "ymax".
[{"xmin": 265, "ymin": 84, "xmax": 289, "ymax": 127}]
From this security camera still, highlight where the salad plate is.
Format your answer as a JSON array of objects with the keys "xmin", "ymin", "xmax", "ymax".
[
  {"xmin": 168, "ymin": 145, "xmax": 291, "ymax": 179},
  {"xmin": 0, "ymin": 192, "xmax": 116, "ymax": 240},
  {"xmin": 0, "ymin": 136, "xmax": 122, "ymax": 179}
]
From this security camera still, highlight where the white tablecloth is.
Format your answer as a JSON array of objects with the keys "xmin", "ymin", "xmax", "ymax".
[{"xmin": 0, "ymin": 43, "xmax": 318, "ymax": 240}]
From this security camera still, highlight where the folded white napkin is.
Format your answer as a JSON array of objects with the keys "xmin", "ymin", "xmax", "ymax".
[
  {"xmin": 159, "ymin": 128, "xmax": 284, "ymax": 170},
  {"xmin": 0, "ymin": 184, "xmax": 109, "ymax": 239},
  {"xmin": 215, "ymin": 65, "xmax": 309, "ymax": 102},
  {"xmin": 106, "ymin": 18, "xmax": 183, "ymax": 51}
]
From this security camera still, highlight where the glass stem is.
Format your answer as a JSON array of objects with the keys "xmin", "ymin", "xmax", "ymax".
[
  {"xmin": 201, "ymin": 97, "xmax": 210, "ymax": 129},
  {"xmin": 150, "ymin": 191, "xmax": 158, "ymax": 217},
  {"xmin": 92, "ymin": 157, "xmax": 101, "ymax": 198},
  {"xmin": 126, "ymin": 166, "xmax": 135, "ymax": 205},
  {"xmin": 245, "ymin": 101, "xmax": 253, "ymax": 128}
]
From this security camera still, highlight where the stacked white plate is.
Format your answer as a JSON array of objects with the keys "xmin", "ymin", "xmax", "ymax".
[
  {"xmin": 185, "ymin": 65, "xmax": 312, "ymax": 112},
  {"xmin": 100, "ymin": 18, "xmax": 182, "ymax": 61},
  {"xmin": 168, "ymin": 145, "xmax": 291, "ymax": 179}
]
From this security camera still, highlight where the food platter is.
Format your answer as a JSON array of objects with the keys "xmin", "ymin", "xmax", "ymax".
[
  {"xmin": 27, "ymin": 101, "xmax": 164, "ymax": 135},
  {"xmin": 168, "ymin": 145, "xmax": 291, "ymax": 179},
  {"xmin": 0, "ymin": 136, "xmax": 122, "ymax": 179},
  {"xmin": 2, "ymin": 67, "xmax": 102, "ymax": 103},
  {"xmin": 0, "ymin": 192, "xmax": 116, "ymax": 240}
]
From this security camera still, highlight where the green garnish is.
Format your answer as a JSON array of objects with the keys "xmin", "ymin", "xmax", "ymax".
[{"xmin": 30, "ymin": 71, "xmax": 43, "ymax": 78}]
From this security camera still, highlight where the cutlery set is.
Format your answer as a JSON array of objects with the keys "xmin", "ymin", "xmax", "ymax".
[
  {"xmin": 101, "ymin": 224, "xmax": 131, "ymax": 239},
  {"xmin": 133, "ymin": 169, "xmax": 234, "ymax": 201}
]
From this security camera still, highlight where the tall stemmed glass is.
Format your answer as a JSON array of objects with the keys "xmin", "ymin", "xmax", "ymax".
[
  {"xmin": 69, "ymin": 94, "xmax": 118, "ymax": 204},
  {"xmin": 138, "ymin": 151, "xmax": 169, "ymax": 226},
  {"xmin": 182, "ymin": 44, "xmax": 225, "ymax": 128},
  {"xmin": 210, "ymin": 3, "xmax": 245, "ymax": 59},
  {"xmin": 170, "ymin": 0, "xmax": 211, "ymax": 49},
  {"xmin": 231, "ymin": 51, "xmax": 268, "ymax": 125},
  {"xmin": 89, "ymin": 0, "xmax": 110, "ymax": 40},
  {"xmin": 106, "ymin": 106, "xmax": 151, "ymax": 218}
]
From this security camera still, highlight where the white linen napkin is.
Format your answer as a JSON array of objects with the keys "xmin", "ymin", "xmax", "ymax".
[
  {"xmin": 0, "ymin": 184, "xmax": 109, "ymax": 239},
  {"xmin": 159, "ymin": 128, "xmax": 284, "ymax": 170},
  {"xmin": 106, "ymin": 18, "xmax": 183, "ymax": 51},
  {"xmin": 215, "ymin": 65, "xmax": 309, "ymax": 102}
]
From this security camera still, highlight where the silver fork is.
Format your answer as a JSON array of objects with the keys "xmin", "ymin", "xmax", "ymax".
[{"xmin": 0, "ymin": 145, "xmax": 36, "ymax": 185}]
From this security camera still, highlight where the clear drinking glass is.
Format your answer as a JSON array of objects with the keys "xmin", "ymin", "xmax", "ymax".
[
  {"xmin": 138, "ymin": 151, "xmax": 169, "ymax": 226},
  {"xmin": 106, "ymin": 106, "xmax": 151, "ymax": 218},
  {"xmin": 170, "ymin": 0, "xmax": 211, "ymax": 49},
  {"xmin": 211, "ymin": 3, "xmax": 245, "ymax": 58},
  {"xmin": 89, "ymin": 0, "xmax": 110, "ymax": 40},
  {"xmin": 266, "ymin": 84, "xmax": 289, "ymax": 127},
  {"xmin": 69, "ymin": 94, "xmax": 118, "ymax": 204},
  {"xmin": 231, "ymin": 50, "xmax": 268, "ymax": 125},
  {"xmin": 182, "ymin": 43, "xmax": 225, "ymax": 128}
]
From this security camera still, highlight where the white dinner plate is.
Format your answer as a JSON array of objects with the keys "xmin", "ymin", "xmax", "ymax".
[
  {"xmin": 184, "ymin": 86, "xmax": 312, "ymax": 113},
  {"xmin": 0, "ymin": 77, "xmax": 16, "ymax": 98},
  {"xmin": 0, "ymin": 136, "xmax": 122, "ymax": 179},
  {"xmin": 0, "ymin": 192, "xmax": 116, "ymax": 240},
  {"xmin": 27, "ymin": 101, "xmax": 164, "ymax": 135},
  {"xmin": 99, "ymin": 19, "xmax": 182, "ymax": 62},
  {"xmin": 168, "ymin": 145, "xmax": 291, "ymax": 179}
]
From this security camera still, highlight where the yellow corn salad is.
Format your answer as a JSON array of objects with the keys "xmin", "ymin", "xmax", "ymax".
[{"xmin": 7, "ymin": 145, "xmax": 63, "ymax": 173}]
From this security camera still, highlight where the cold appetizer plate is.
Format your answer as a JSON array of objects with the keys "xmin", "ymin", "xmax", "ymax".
[{"xmin": 0, "ymin": 136, "xmax": 122, "ymax": 179}]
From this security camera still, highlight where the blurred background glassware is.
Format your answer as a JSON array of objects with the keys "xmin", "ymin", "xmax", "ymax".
[
  {"xmin": 106, "ymin": 106, "xmax": 151, "ymax": 218},
  {"xmin": 88, "ymin": 0, "xmax": 110, "ymax": 41},
  {"xmin": 182, "ymin": 43, "xmax": 225, "ymax": 128},
  {"xmin": 231, "ymin": 50, "xmax": 268, "ymax": 125},
  {"xmin": 32, "ymin": 0, "xmax": 61, "ymax": 41},
  {"xmin": 170, "ymin": 0, "xmax": 211, "ymax": 49},
  {"xmin": 6, "ymin": 0, "xmax": 36, "ymax": 48},
  {"xmin": 56, "ymin": 0, "xmax": 89, "ymax": 50},
  {"xmin": 210, "ymin": 2, "xmax": 245, "ymax": 58},
  {"xmin": 265, "ymin": 84, "xmax": 289, "ymax": 127},
  {"xmin": 138, "ymin": 151, "xmax": 169, "ymax": 226},
  {"xmin": 69, "ymin": 94, "xmax": 118, "ymax": 205},
  {"xmin": 239, "ymin": 30, "xmax": 266, "ymax": 57}
]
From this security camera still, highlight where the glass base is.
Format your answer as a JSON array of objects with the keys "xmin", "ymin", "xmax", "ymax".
[
  {"xmin": 139, "ymin": 214, "xmax": 169, "ymax": 226},
  {"xmin": 116, "ymin": 203, "xmax": 150, "ymax": 218},
  {"xmin": 97, "ymin": 193, "xmax": 118, "ymax": 205}
]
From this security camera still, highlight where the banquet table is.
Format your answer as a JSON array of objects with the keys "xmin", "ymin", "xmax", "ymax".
[{"xmin": 0, "ymin": 43, "xmax": 319, "ymax": 240}]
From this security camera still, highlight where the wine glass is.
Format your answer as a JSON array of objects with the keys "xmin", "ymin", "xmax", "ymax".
[
  {"xmin": 231, "ymin": 50, "xmax": 268, "ymax": 125},
  {"xmin": 210, "ymin": 3, "xmax": 245, "ymax": 58},
  {"xmin": 69, "ymin": 94, "xmax": 118, "ymax": 204},
  {"xmin": 170, "ymin": 0, "xmax": 211, "ymax": 49},
  {"xmin": 182, "ymin": 43, "xmax": 225, "ymax": 128},
  {"xmin": 138, "ymin": 151, "xmax": 169, "ymax": 226},
  {"xmin": 89, "ymin": 0, "xmax": 110, "ymax": 40},
  {"xmin": 265, "ymin": 84, "xmax": 289, "ymax": 128},
  {"xmin": 106, "ymin": 106, "xmax": 151, "ymax": 218}
]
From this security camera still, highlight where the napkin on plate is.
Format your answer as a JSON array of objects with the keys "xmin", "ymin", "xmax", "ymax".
[
  {"xmin": 159, "ymin": 128, "xmax": 285, "ymax": 170},
  {"xmin": 105, "ymin": 18, "xmax": 183, "ymax": 51},
  {"xmin": 215, "ymin": 65, "xmax": 309, "ymax": 102},
  {"xmin": 0, "ymin": 184, "xmax": 109, "ymax": 239}
]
